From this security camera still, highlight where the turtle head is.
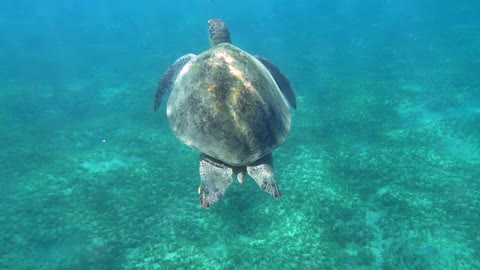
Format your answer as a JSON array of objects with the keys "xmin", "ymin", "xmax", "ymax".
[{"xmin": 208, "ymin": 19, "xmax": 231, "ymax": 46}]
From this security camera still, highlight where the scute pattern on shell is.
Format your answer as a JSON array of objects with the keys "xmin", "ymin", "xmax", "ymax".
[{"xmin": 167, "ymin": 43, "xmax": 291, "ymax": 166}]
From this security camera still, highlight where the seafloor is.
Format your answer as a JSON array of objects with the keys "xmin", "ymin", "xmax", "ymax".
[{"xmin": 1, "ymin": 12, "xmax": 480, "ymax": 270}]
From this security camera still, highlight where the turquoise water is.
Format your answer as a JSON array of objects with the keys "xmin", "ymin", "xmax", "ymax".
[{"xmin": 1, "ymin": 1, "xmax": 479, "ymax": 269}]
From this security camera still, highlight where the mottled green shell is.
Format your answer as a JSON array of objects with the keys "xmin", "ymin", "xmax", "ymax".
[{"xmin": 167, "ymin": 43, "xmax": 291, "ymax": 166}]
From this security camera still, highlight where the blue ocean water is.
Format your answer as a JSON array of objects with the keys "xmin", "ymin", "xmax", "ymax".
[{"xmin": 1, "ymin": 0, "xmax": 479, "ymax": 269}]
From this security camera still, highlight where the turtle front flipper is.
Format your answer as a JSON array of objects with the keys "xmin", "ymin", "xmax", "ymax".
[
  {"xmin": 255, "ymin": 56, "xmax": 297, "ymax": 109},
  {"xmin": 154, "ymin": 54, "xmax": 196, "ymax": 111},
  {"xmin": 246, "ymin": 153, "xmax": 281, "ymax": 199},
  {"xmin": 199, "ymin": 155, "xmax": 234, "ymax": 208}
]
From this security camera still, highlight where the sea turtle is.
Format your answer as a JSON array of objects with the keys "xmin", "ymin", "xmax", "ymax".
[{"xmin": 154, "ymin": 19, "xmax": 296, "ymax": 208}]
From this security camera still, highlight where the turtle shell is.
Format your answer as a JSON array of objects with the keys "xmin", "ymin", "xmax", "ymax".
[{"xmin": 167, "ymin": 43, "xmax": 291, "ymax": 166}]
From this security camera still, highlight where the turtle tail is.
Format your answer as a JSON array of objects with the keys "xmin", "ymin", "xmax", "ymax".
[{"xmin": 208, "ymin": 19, "xmax": 231, "ymax": 46}]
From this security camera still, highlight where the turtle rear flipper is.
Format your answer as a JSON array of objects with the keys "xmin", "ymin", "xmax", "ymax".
[
  {"xmin": 255, "ymin": 56, "xmax": 297, "ymax": 109},
  {"xmin": 199, "ymin": 155, "xmax": 233, "ymax": 208},
  {"xmin": 246, "ymin": 153, "xmax": 281, "ymax": 199},
  {"xmin": 154, "ymin": 54, "xmax": 196, "ymax": 111}
]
